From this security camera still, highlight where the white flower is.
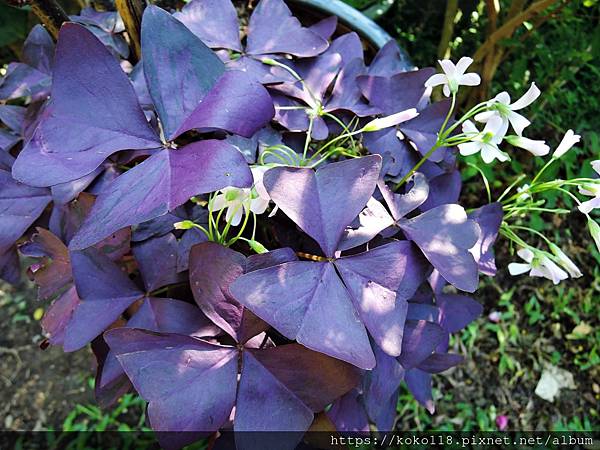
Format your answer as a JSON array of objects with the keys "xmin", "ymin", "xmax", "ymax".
[
  {"xmin": 210, "ymin": 166, "xmax": 271, "ymax": 226},
  {"xmin": 504, "ymin": 135, "xmax": 550, "ymax": 156},
  {"xmin": 577, "ymin": 160, "xmax": 600, "ymax": 214},
  {"xmin": 424, "ymin": 56, "xmax": 481, "ymax": 97},
  {"xmin": 475, "ymin": 83, "xmax": 540, "ymax": 136},
  {"xmin": 458, "ymin": 117, "xmax": 509, "ymax": 163},
  {"xmin": 362, "ymin": 108, "xmax": 419, "ymax": 132},
  {"xmin": 588, "ymin": 217, "xmax": 600, "ymax": 253},
  {"xmin": 548, "ymin": 243, "xmax": 582, "ymax": 278},
  {"xmin": 508, "ymin": 248, "xmax": 568, "ymax": 285},
  {"xmin": 552, "ymin": 129, "xmax": 581, "ymax": 159}
]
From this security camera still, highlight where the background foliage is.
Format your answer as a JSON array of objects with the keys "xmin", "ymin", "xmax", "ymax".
[{"xmin": 0, "ymin": 0, "xmax": 598, "ymax": 438}]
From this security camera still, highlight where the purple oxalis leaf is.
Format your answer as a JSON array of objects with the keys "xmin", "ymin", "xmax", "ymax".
[
  {"xmin": 468, "ymin": 202, "xmax": 504, "ymax": 276},
  {"xmin": 64, "ymin": 248, "xmax": 145, "ymax": 351},
  {"xmin": 69, "ymin": 140, "xmax": 253, "ymax": 250},
  {"xmin": 12, "ymin": 23, "xmax": 160, "ymax": 187},
  {"xmin": 142, "ymin": 5, "xmax": 226, "ymax": 140},
  {"xmin": 0, "ymin": 170, "xmax": 51, "ymax": 254},
  {"xmin": 246, "ymin": 0, "xmax": 328, "ymax": 57},
  {"xmin": 398, "ymin": 204, "xmax": 481, "ymax": 293},
  {"xmin": 230, "ymin": 240, "xmax": 428, "ymax": 369},
  {"xmin": 263, "ymin": 155, "xmax": 382, "ymax": 257},
  {"xmin": 405, "ymin": 368, "xmax": 434, "ymax": 413},
  {"xmin": 358, "ymin": 68, "xmax": 434, "ymax": 115},
  {"xmin": 326, "ymin": 389, "xmax": 370, "ymax": 432},
  {"xmin": 436, "ymin": 293, "xmax": 483, "ymax": 333},
  {"xmin": 174, "ymin": 0, "xmax": 242, "ymax": 51},
  {"xmin": 105, "ymin": 328, "xmax": 358, "ymax": 449},
  {"xmin": 398, "ymin": 320, "xmax": 446, "ymax": 369},
  {"xmin": 133, "ymin": 233, "xmax": 183, "ymax": 292}
]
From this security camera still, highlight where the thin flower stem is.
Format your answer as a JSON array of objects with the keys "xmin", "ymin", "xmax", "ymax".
[
  {"xmin": 466, "ymin": 162, "xmax": 492, "ymax": 203},
  {"xmin": 497, "ymin": 174, "xmax": 527, "ymax": 202},
  {"xmin": 394, "ymin": 93, "xmax": 458, "ymax": 190},
  {"xmin": 303, "ymin": 116, "xmax": 315, "ymax": 161},
  {"xmin": 531, "ymin": 157, "xmax": 557, "ymax": 185},
  {"xmin": 509, "ymin": 224, "xmax": 553, "ymax": 246}
]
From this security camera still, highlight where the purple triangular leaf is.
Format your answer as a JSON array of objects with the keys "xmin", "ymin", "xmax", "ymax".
[
  {"xmin": 405, "ymin": 368, "xmax": 434, "ymax": 413},
  {"xmin": 309, "ymin": 16, "xmax": 338, "ymax": 41},
  {"xmin": 141, "ymin": 5, "xmax": 226, "ymax": 140},
  {"xmin": 399, "ymin": 204, "xmax": 480, "ymax": 292},
  {"xmin": 398, "ymin": 320, "xmax": 446, "ymax": 369},
  {"xmin": 0, "ymin": 62, "xmax": 51, "ymax": 101},
  {"xmin": 417, "ymin": 353, "xmax": 464, "ymax": 373},
  {"xmin": 105, "ymin": 328, "xmax": 238, "ymax": 441},
  {"xmin": 0, "ymin": 105, "xmax": 26, "ymax": 134},
  {"xmin": 133, "ymin": 233, "xmax": 183, "ymax": 292},
  {"xmin": 174, "ymin": 0, "xmax": 242, "ymax": 51},
  {"xmin": 436, "ymin": 293, "xmax": 483, "ymax": 333},
  {"xmin": 230, "ymin": 261, "xmax": 375, "ymax": 369},
  {"xmin": 22, "ymin": 24, "xmax": 55, "ymax": 75},
  {"xmin": 337, "ymin": 198, "xmax": 395, "ymax": 251},
  {"xmin": 398, "ymin": 100, "xmax": 453, "ymax": 162},
  {"xmin": 0, "ymin": 169, "xmax": 51, "ymax": 253},
  {"xmin": 420, "ymin": 170, "xmax": 461, "ymax": 211},
  {"xmin": 0, "ymin": 246, "xmax": 20, "ymax": 284},
  {"xmin": 327, "ymin": 389, "xmax": 370, "ymax": 432},
  {"xmin": 368, "ymin": 40, "xmax": 413, "ymax": 76},
  {"xmin": 246, "ymin": 0, "xmax": 328, "ymax": 57},
  {"xmin": 64, "ymin": 248, "xmax": 144, "ymax": 351},
  {"xmin": 70, "ymin": 140, "xmax": 252, "ymax": 250},
  {"xmin": 41, "ymin": 285, "xmax": 80, "ymax": 346},
  {"xmin": 358, "ymin": 68, "xmax": 434, "ymax": 115},
  {"xmin": 264, "ymin": 155, "xmax": 382, "ymax": 257},
  {"xmin": 12, "ymin": 23, "xmax": 160, "ymax": 187},
  {"xmin": 176, "ymin": 70, "xmax": 275, "ymax": 138},
  {"xmin": 468, "ymin": 202, "xmax": 503, "ymax": 276},
  {"xmin": 378, "ymin": 172, "xmax": 429, "ymax": 222},
  {"xmin": 335, "ymin": 241, "xmax": 429, "ymax": 356}
]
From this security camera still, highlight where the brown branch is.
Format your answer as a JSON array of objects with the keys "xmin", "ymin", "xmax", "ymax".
[
  {"xmin": 473, "ymin": 0, "xmax": 561, "ymax": 64},
  {"xmin": 116, "ymin": 0, "xmax": 146, "ymax": 63},
  {"xmin": 7, "ymin": 0, "xmax": 69, "ymax": 41},
  {"xmin": 437, "ymin": 0, "xmax": 459, "ymax": 60}
]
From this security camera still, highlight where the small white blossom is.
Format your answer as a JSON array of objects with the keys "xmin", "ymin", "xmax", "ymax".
[
  {"xmin": 504, "ymin": 135, "xmax": 550, "ymax": 157},
  {"xmin": 424, "ymin": 57, "xmax": 481, "ymax": 97},
  {"xmin": 578, "ymin": 160, "xmax": 600, "ymax": 214},
  {"xmin": 552, "ymin": 129, "xmax": 581, "ymax": 159},
  {"xmin": 458, "ymin": 117, "xmax": 509, "ymax": 164},
  {"xmin": 508, "ymin": 248, "xmax": 568, "ymax": 285},
  {"xmin": 548, "ymin": 243, "xmax": 582, "ymax": 278},
  {"xmin": 475, "ymin": 83, "xmax": 540, "ymax": 136},
  {"xmin": 210, "ymin": 166, "xmax": 271, "ymax": 226},
  {"xmin": 362, "ymin": 108, "xmax": 419, "ymax": 132}
]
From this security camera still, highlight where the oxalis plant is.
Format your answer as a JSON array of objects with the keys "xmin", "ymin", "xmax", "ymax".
[{"xmin": 0, "ymin": 0, "xmax": 598, "ymax": 448}]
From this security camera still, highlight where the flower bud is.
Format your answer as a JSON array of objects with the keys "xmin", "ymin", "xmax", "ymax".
[
  {"xmin": 174, "ymin": 220, "xmax": 194, "ymax": 230},
  {"xmin": 362, "ymin": 109, "xmax": 418, "ymax": 132},
  {"xmin": 552, "ymin": 129, "xmax": 580, "ymax": 158}
]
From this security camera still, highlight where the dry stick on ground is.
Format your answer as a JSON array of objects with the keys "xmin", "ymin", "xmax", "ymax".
[
  {"xmin": 116, "ymin": 0, "xmax": 146, "ymax": 63},
  {"xmin": 6, "ymin": 0, "xmax": 69, "ymax": 41}
]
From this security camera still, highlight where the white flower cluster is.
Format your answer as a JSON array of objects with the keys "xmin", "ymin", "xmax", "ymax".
[{"xmin": 424, "ymin": 57, "xmax": 599, "ymax": 285}]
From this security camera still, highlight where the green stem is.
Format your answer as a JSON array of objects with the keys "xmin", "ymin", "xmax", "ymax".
[
  {"xmin": 531, "ymin": 157, "xmax": 557, "ymax": 185},
  {"xmin": 466, "ymin": 162, "xmax": 492, "ymax": 203}
]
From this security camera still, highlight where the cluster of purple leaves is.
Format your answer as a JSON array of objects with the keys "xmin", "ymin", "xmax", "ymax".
[{"xmin": 0, "ymin": 0, "xmax": 505, "ymax": 448}]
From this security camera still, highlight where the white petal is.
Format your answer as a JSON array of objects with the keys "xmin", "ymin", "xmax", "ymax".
[
  {"xmin": 424, "ymin": 73, "xmax": 448, "ymax": 88},
  {"xmin": 507, "ymin": 111, "xmax": 531, "ymax": 136},
  {"xmin": 517, "ymin": 248, "xmax": 535, "ymax": 263},
  {"xmin": 455, "ymin": 56, "xmax": 474, "ymax": 76},
  {"xmin": 550, "ymin": 244, "xmax": 582, "ymax": 278},
  {"xmin": 459, "ymin": 73, "xmax": 481, "ymax": 86},
  {"xmin": 442, "ymin": 84, "xmax": 451, "ymax": 97},
  {"xmin": 474, "ymin": 110, "xmax": 497, "ymax": 123},
  {"xmin": 591, "ymin": 160, "xmax": 600, "ymax": 175},
  {"xmin": 458, "ymin": 141, "xmax": 482, "ymax": 156},
  {"xmin": 536, "ymin": 257, "xmax": 568, "ymax": 284},
  {"xmin": 494, "ymin": 91, "xmax": 511, "ymax": 105},
  {"xmin": 226, "ymin": 205, "xmax": 244, "ymax": 226},
  {"xmin": 481, "ymin": 144, "xmax": 509, "ymax": 163},
  {"xmin": 438, "ymin": 59, "xmax": 457, "ymax": 76},
  {"xmin": 510, "ymin": 82, "xmax": 541, "ymax": 110},
  {"xmin": 508, "ymin": 262, "xmax": 531, "ymax": 276},
  {"xmin": 553, "ymin": 129, "xmax": 581, "ymax": 158},
  {"xmin": 508, "ymin": 136, "xmax": 549, "ymax": 156},
  {"xmin": 211, "ymin": 194, "xmax": 227, "ymax": 211},
  {"xmin": 250, "ymin": 197, "xmax": 270, "ymax": 214},
  {"xmin": 578, "ymin": 197, "xmax": 600, "ymax": 214},
  {"xmin": 462, "ymin": 119, "xmax": 479, "ymax": 135}
]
